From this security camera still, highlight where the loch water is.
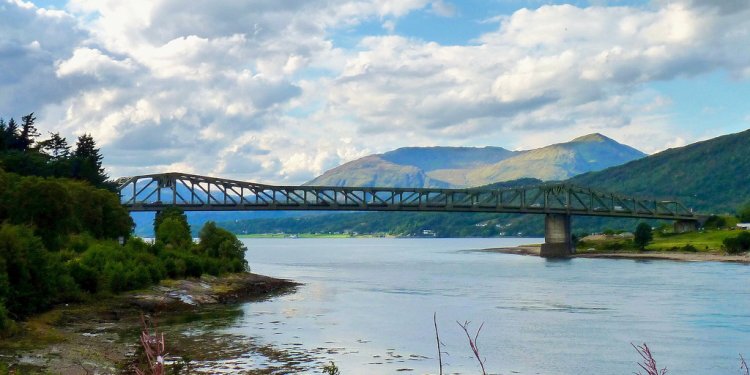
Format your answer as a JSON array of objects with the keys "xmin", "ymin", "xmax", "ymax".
[{"xmin": 212, "ymin": 238, "xmax": 750, "ymax": 374}]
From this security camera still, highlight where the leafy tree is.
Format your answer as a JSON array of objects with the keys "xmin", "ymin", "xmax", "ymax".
[
  {"xmin": 72, "ymin": 134, "xmax": 107, "ymax": 187},
  {"xmin": 634, "ymin": 222, "xmax": 653, "ymax": 250},
  {"xmin": 198, "ymin": 221, "xmax": 248, "ymax": 271},
  {"xmin": 154, "ymin": 207, "xmax": 190, "ymax": 237},
  {"xmin": 0, "ymin": 224, "xmax": 72, "ymax": 319},
  {"xmin": 9, "ymin": 177, "xmax": 73, "ymax": 250},
  {"xmin": 156, "ymin": 217, "xmax": 193, "ymax": 249}
]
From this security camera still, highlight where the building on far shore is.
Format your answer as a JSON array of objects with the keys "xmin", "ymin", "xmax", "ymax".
[{"xmin": 737, "ymin": 223, "xmax": 750, "ymax": 230}]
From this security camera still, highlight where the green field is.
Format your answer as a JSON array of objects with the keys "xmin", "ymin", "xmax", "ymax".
[
  {"xmin": 647, "ymin": 230, "xmax": 738, "ymax": 252},
  {"xmin": 578, "ymin": 229, "xmax": 742, "ymax": 253}
]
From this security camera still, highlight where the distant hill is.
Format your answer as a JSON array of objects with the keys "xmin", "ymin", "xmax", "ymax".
[
  {"xmin": 570, "ymin": 129, "xmax": 750, "ymax": 214},
  {"xmin": 303, "ymin": 155, "xmax": 454, "ymax": 188},
  {"xmin": 465, "ymin": 134, "xmax": 645, "ymax": 184},
  {"xmin": 221, "ymin": 129, "xmax": 750, "ymax": 237},
  {"xmin": 305, "ymin": 133, "xmax": 645, "ymax": 188}
]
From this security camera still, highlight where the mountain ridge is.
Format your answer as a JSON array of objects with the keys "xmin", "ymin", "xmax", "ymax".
[{"xmin": 306, "ymin": 133, "xmax": 646, "ymax": 188}]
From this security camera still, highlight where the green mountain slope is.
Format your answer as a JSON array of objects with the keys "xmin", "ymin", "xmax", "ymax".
[
  {"xmin": 466, "ymin": 134, "xmax": 646, "ymax": 183},
  {"xmin": 306, "ymin": 134, "xmax": 644, "ymax": 188},
  {"xmin": 224, "ymin": 130, "xmax": 750, "ymax": 237},
  {"xmin": 569, "ymin": 129, "xmax": 750, "ymax": 214}
]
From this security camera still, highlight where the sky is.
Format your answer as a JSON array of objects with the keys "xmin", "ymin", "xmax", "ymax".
[{"xmin": 1, "ymin": 0, "xmax": 749, "ymax": 183}]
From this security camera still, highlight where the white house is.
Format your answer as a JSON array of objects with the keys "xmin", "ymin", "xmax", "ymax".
[{"xmin": 737, "ymin": 223, "xmax": 750, "ymax": 230}]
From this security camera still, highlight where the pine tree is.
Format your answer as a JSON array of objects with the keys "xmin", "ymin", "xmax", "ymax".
[
  {"xmin": 5, "ymin": 118, "xmax": 20, "ymax": 150},
  {"xmin": 72, "ymin": 134, "xmax": 107, "ymax": 187},
  {"xmin": 18, "ymin": 113, "xmax": 40, "ymax": 151},
  {"xmin": 0, "ymin": 118, "xmax": 7, "ymax": 150},
  {"xmin": 38, "ymin": 132, "xmax": 71, "ymax": 159}
]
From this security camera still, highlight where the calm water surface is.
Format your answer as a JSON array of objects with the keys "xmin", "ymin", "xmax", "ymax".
[{"xmin": 219, "ymin": 238, "xmax": 750, "ymax": 374}]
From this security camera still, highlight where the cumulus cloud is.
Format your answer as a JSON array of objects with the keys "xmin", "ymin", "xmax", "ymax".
[{"xmin": 1, "ymin": 0, "xmax": 749, "ymax": 183}]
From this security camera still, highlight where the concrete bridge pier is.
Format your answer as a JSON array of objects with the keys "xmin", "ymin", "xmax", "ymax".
[
  {"xmin": 674, "ymin": 220, "xmax": 698, "ymax": 233},
  {"xmin": 540, "ymin": 213, "xmax": 574, "ymax": 258}
]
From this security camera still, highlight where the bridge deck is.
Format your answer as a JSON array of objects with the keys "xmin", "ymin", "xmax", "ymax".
[{"xmin": 116, "ymin": 172, "xmax": 697, "ymax": 221}]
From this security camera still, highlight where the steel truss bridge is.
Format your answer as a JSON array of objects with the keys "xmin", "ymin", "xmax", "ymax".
[{"xmin": 116, "ymin": 172, "xmax": 696, "ymax": 220}]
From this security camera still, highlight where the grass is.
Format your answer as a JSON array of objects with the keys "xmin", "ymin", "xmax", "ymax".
[
  {"xmin": 647, "ymin": 229, "xmax": 738, "ymax": 252},
  {"xmin": 578, "ymin": 229, "xmax": 743, "ymax": 253}
]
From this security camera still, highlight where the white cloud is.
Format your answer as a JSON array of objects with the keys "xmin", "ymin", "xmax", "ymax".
[{"xmin": 1, "ymin": 0, "xmax": 750, "ymax": 183}]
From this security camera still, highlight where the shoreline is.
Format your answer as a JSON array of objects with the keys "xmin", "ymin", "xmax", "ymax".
[
  {"xmin": 481, "ymin": 245, "xmax": 750, "ymax": 264},
  {"xmin": 0, "ymin": 272, "xmax": 299, "ymax": 374}
]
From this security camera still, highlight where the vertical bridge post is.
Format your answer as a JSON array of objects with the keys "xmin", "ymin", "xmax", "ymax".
[{"xmin": 540, "ymin": 213, "xmax": 573, "ymax": 257}]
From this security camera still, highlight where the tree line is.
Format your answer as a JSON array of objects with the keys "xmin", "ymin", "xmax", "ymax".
[
  {"xmin": 0, "ymin": 113, "xmax": 248, "ymax": 336},
  {"xmin": 0, "ymin": 113, "xmax": 108, "ymax": 189}
]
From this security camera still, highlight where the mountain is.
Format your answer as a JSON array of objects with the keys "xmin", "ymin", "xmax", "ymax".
[
  {"xmin": 303, "ymin": 155, "xmax": 454, "ymax": 188},
  {"xmin": 305, "ymin": 133, "xmax": 645, "ymax": 188},
  {"xmin": 304, "ymin": 147, "xmax": 514, "ymax": 188},
  {"xmin": 464, "ymin": 133, "xmax": 645, "ymax": 184},
  {"xmin": 222, "ymin": 129, "xmax": 750, "ymax": 237},
  {"xmin": 569, "ymin": 129, "xmax": 750, "ymax": 214}
]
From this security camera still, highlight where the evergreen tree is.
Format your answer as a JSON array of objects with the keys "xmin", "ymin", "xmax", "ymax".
[
  {"xmin": 38, "ymin": 132, "xmax": 71, "ymax": 159},
  {"xmin": 72, "ymin": 134, "xmax": 107, "ymax": 187},
  {"xmin": 4, "ymin": 118, "xmax": 20, "ymax": 150},
  {"xmin": 18, "ymin": 113, "xmax": 39, "ymax": 151},
  {"xmin": 0, "ymin": 119, "xmax": 6, "ymax": 150},
  {"xmin": 634, "ymin": 222, "xmax": 653, "ymax": 250}
]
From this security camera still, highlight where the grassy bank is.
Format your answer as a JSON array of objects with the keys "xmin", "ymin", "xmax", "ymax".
[
  {"xmin": 647, "ymin": 230, "xmax": 738, "ymax": 252},
  {"xmin": 578, "ymin": 229, "xmax": 743, "ymax": 253}
]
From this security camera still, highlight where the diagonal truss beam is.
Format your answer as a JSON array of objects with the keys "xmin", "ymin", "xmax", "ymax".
[{"xmin": 115, "ymin": 172, "xmax": 699, "ymax": 220}]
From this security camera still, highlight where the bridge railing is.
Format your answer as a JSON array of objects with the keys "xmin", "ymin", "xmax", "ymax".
[{"xmin": 116, "ymin": 172, "xmax": 695, "ymax": 220}]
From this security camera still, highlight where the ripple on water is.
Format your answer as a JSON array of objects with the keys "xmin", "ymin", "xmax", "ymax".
[{"xmin": 496, "ymin": 301, "xmax": 610, "ymax": 314}]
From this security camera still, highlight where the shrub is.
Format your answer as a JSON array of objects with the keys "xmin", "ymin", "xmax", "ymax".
[
  {"xmin": 723, "ymin": 232, "xmax": 750, "ymax": 254},
  {"xmin": 156, "ymin": 217, "xmax": 192, "ymax": 249},
  {"xmin": 198, "ymin": 221, "xmax": 248, "ymax": 272},
  {"xmin": 0, "ymin": 224, "xmax": 73, "ymax": 318},
  {"xmin": 681, "ymin": 244, "xmax": 698, "ymax": 253}
]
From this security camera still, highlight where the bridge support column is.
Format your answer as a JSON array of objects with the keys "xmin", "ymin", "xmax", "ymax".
[
  {"xmin": 674, "ymin": 220, "xmax": 698, "ymax": 233},
  {"xmin": 540, "ymin": 214, "xmax": 574, "ymax": 258}
]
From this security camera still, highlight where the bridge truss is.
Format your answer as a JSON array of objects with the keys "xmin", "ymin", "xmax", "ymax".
[{"xmin": 116, "ymin": 172, "xmax": 696, "ymax": 220}]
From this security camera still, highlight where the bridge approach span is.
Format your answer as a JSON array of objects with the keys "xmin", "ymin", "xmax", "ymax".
[{"xmin": 116, "ymin": 172, "xmax": 699, "ymax": 257}]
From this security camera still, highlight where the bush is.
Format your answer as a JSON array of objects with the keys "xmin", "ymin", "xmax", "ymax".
[
  {"xmin": 723, "ymin": 232, "xmax": 750, "ymax": 254},
  {"xmin": 0, "ymin": 224, "xmax": 75, "ymax": 318},
  {"xmin": 681, "ymin": 244, "xmax": 698, "ymax": 252},
  {"xmin": 157, "ymin": 217, "xmax": 193, "ymax": 249},
  {"xmin": 198, "ymin": 221, "xmax": 247, "ymax": 270}
]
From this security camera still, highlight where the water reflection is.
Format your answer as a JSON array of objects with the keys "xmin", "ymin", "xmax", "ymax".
[{"xmin": 194, "ymin": 238, "xmax": 750, "ymax": 374}]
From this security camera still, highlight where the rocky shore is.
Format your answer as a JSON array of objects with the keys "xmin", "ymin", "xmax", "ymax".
[{"xmin": 0, "ymin": 272, "xmax": 298, "ymax": 374}]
